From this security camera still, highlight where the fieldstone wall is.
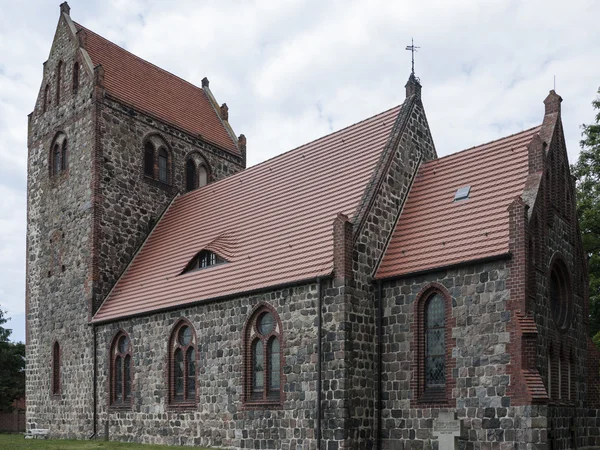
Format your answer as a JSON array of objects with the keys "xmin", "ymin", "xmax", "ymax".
[
  {"xmin": 95, "ymin": 282, "xmax": 323, "ymax": 449},
  {"xmin": 26, "ymin": 12, "xmax": 96, "ymax": 438},
  {"xmin": 94, "ymin": 96, "xmax": 245, "ymax": 310}
]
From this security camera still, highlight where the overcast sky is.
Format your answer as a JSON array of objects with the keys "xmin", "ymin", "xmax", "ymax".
[{"xmin": 1, "ymin": 0, "xmax": 599, "ymax": 343}]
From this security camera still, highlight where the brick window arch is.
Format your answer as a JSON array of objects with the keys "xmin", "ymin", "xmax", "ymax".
[
  {"xmin": 52, "ymin": 341, "xmax": 60, "ymax": 396},
  {"xmin": 110, "ymin": 331, "xmax": 132, "ymax": 407},
  {"xmin": 72, "ymin": 62, "xmax": 79, "ymax": 94},
  {"xmin": 50, "ymin": 132, "xmax": 67, "ymax": 177},
  {"xmin": 243, "ymin": 304, "xmax": 284, "ymax": 406},
  {"xmin": 168, "ymin": 319, "xmax": 197, "ymax": 406},
  {"xmin": 412, "ymin": 283, "xmax": 455, "ymax": 405}
]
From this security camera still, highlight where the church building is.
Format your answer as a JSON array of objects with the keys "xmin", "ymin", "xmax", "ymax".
[{"xmin": 25, "ymin": 3, "xmax": 600, "ymax": 449}]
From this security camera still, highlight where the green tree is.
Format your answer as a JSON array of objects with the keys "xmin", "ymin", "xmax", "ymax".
[
  {"xmin": 0, "ymin": 308, "xmax": 25, "ymax": 411},
  {"xmin": 572, "ymin": 88, "xmax": 600, "ymax": 340}
]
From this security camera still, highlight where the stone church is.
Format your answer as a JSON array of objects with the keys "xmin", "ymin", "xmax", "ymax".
[{"xmin": 25, "ymin": 3, "xmax": 600, "ymax": 449}]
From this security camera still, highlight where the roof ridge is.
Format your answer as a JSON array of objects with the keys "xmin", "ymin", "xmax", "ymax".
[
  {"xmin": 177, "ymin": 103, "xmax": 404, "ymax": 201},
  {"xmin": 74, "ymin": 22, "xmax": 206, "ymax": 94},
  {"xmin": 426, "ymin": 125, "xmax": 541, "ymax": 165}
]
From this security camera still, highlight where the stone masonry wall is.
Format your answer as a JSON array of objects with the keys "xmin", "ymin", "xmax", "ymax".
[
  {"xmin": 332, "ymin": 87, "xmax": 437, "ymax": 448},
  {"xmin": 94, "ymin": 96, "xmax": 245, "ymax": 311},
  {"xmin": 26, "ymin": 12, "xmax": 96, "ymax": 437},
  {"xmin": 95, "ymin": 281, "xmax": 325, "ymax": 449}
]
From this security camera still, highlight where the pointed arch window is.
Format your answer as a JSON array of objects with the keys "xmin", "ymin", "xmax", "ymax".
[
  {"xmin": 413, "ymin": 284, "xmax": 454, "ymax": 405},
  {"xmin": 168, "ymin": 320, "xmax": 197, "ymax": 405},
  {"xmin": 243, "ymin": 305, "xmax": 283, "ymax": 405},
  {"xmin": 72, "ymin": 62, "xmax": 79, "ymax": 94},
  {"xmin": 158, "ymin": 148, "xmax": 169, "ymax": 183},
  {"xmin": 110, "ymin": 331, "xmax": 132, "ymax": 407},
  {"xmin": 52, "ymin": 341, "xmax": 60, "ymax": 396}
]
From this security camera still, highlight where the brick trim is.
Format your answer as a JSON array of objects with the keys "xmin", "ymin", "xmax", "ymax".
[
  {"xmin": 166, "ymin": 318, "xmax": 199, "ymax": 410},
  {"xmin": 241, "ymin": 302, "xmax": 285, "ymax": 409},
  {"xmin": 410, "ymin": 282, "xmax": 456, "ymax": 407}
]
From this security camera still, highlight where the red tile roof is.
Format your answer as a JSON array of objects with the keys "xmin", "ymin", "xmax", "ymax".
[
  {"xmin": 93, "ymin": 105, "xmax": 404, "ymax": 322},
  {"xmin": 376, "ymin": 126, "xmax": 541, "ymax": 279},
  {"xmin": 75, "ymin": 23, "xmax": 239, "ymax": 156}
]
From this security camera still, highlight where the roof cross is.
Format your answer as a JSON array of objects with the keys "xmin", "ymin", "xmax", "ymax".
[{"xmin": 405, "ymin": 38, "xmax": 420, "ymax": 75}]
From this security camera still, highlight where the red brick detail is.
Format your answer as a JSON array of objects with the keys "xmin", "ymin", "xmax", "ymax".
[
  {"xmin": 528, "ymin": 133, "xmax": 545, "ymax": 174},
  {"xmin": 410, "ymin": 282, "xmax": 456, "ymax": 407},
  {"xmin": 587, "ymin": 337, "xmax": 600, "ymax": 408},
  {"xmin": 241, "ymin": 302, "xmax": 285, "ymax": 409},
  {"xmin": 333, "ymin": 213, "xmax": 353, "ymax": 285},
  {"xmin": 505, "ymin": 196, "xmax": 549, "ymax": 405}
]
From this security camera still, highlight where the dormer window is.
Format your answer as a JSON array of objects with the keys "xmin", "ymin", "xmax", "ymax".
[{"xmin": 182, "ymin": 250, "xmax": 226, "ymax": 273}]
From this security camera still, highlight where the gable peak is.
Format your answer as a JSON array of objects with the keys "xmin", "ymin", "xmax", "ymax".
[
  {"xmin": 405, "ymin": 73, "xmax": 421, "ymax": 99},
  {"xmin": 544, "ymin": 89, "xmax": 562, "ymax": 116}
]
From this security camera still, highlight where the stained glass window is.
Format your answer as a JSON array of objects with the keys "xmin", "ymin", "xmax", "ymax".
[
  {"xmin": 269, "ymin": 338, "xmax": 280, "ymax": 391},
  {"xmin": 110, "ymin": 332, "xmax": 132, "ymax": 405},
  {"xmin": 425, "ymin": 294, "xmax": 445, "ymax": 387},
  {"xmin": 170, "ymin": 320, "xmax": 196, "ymax": 404},
  {"xmin": 253, "ymin": 339, "xmax": 264, "ymax": 396}
]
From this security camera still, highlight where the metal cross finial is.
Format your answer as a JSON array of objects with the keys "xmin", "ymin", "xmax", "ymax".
[{"xmin": 405, "ymin": 38, "xmax": 420, "ymax": 75}]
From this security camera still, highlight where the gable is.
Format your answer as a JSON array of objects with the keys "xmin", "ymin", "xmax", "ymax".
[{"xmin": 74, "ymin": 23, "xmax": 239, "ymax": 156}]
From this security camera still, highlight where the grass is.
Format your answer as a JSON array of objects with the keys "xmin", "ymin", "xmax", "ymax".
[{"xmin": 0, "ymin": 434, "xmax": 218, "ymax": 449}]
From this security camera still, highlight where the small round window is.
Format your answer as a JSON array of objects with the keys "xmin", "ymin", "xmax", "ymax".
[
  {"xmin": 549, "ymin": 261, "xmax": 570, "ymax": 332},
  {"xmin": 257, "ymin": 312, "xmax": 275, "ymax": 336},
  {"xmin": 178, "ymin": 325, "xmax": 193, "ymax": 346}
]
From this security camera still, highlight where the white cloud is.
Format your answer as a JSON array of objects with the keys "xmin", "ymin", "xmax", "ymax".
[{"xmin": 0, "ymin": 0, "xmax": 599, "ymax": 341}]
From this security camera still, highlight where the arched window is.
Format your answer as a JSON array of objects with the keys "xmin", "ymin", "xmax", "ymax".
[
  {"xmin": 549, "ymin": 256, "xmax": 571, "ymax": 331},
  {"xmin": 144, "ymin": 142, "xmax": 154, "ymax": 177},
  {"xmin": 72, "ymin": 62, "xmax": 79, "ymax": 94},
  {"xmin": 413, "ymin": 284, "xmax": 454, "ymax": 405},
  {"xmin": 243, "ymin": 305, "xmax": 283, "ymax": 405},
  {"xmin": 198, "ymin": 165, "xmax": 208, "ymax": 187},
  {"xmin": 185, "ymin": 159, "xmax": 196, "ymax": 192},
  {"xmin": 110, "ymin": 331, "xmax": 132, "ymax": 406},
  {"xmin": 56, "ymin": 61, "xmax": 63, "ymax": 105},
  {"xmin": 168, "ymin": 320, "xmax": 197, "ymax": 405},
  {"xmin": 43, "ymin": 84, "xmax": 51, "ymax": 112},
  {"xmin": 53, "ymin": 144, "xmax": 61, "ymax": 176},
  {"xmin": 50, "ymin": 133, "xmax": 67, "ymax": 177},
  {"xmin": 425, "ymin": 294, "xmax": 445, "ymax": 389},
  {"xmin": 61, "ymin": 140, "xmax": 68, "ymax": 171},
  {"xmin": 158, "ymin": 148, "xmax": 168, "ymax": 183},
  {"xmin": 52, "ymin": 341, "xmax": 60, "ymax": 396}
]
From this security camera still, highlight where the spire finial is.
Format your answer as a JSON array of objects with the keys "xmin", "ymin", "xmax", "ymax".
[{"xmin": 405, "ymin": 38, "xmax": 420, "ymax": 76}]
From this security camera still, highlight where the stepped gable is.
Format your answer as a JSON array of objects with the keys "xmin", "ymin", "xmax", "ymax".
[
  {"xmin": 93, "ymin": 104, "xmax": 404, "ymax": 322},
  {"xmin": 377, "ymin": 125, "xmax": 541, "ymax": 279},
  {"xmin": 75, "ymin": 22, "xmax": 239, "ymax": 155}
]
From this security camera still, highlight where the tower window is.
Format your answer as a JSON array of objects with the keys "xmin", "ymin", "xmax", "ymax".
[
  {"xmin": 56, "ymin": 61, "xmax": 63, "ymax": 105},
  {"xmin": 43, "ymin": 84, "xmax": 51, "ymax": 112},
  {"xmin": 198, "ymin": 165, "xmax": 208, "ymax": 187},
  {"xmin": 185, "ymin": 159, "xmax": 196, "ymax": 192},
  {"xmin": 50, "ymin": 133, "xmax": 68, "ymax": 177},
  {"xmin": 52, "ymin": 341, "xmax": 60, "ymax": 396},
  {"xmin": 158, "ymin": 148, "xmax": 168, "ymax": 183},
  {"xmin": 144, "ymin": 142, "xmax": 154, "ymax": 177}
]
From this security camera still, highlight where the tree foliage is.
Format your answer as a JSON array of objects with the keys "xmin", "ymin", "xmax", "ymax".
[
  {"xmin": 572, "ymin": 88, "xmax": 600, "ymax": 340},
  {"xmin": 0, "ymin": 308, "xmax": 25, "ymax": 411}
]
